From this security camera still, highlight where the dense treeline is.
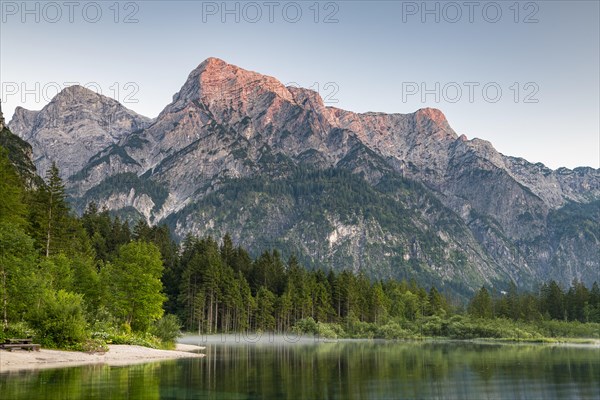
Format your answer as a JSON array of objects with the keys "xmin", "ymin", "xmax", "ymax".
[
  {"xmin": 1, "ymin": 143, "xmax": 598, "ymax": 349},
  {"xmin": 175, "ymin": 234, "xmax": 449, "ymax": 333},
  {"xmin": 172, "ymin": 233, "xmax": 600, "ymax": 335},
  {"xmin": 469, "ymin": 281, "xmax": 600, "ymax": 323}
]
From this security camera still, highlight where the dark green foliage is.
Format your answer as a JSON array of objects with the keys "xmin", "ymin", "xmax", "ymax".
[
  {"xmin": 0, "ymin": 127, "xmax": 43, "ymax": 188},
  {"xmin": 540, "ymin": 280, "xmax": 566, "ymax": 320},
  {"xmin": 427, "ymin": 286, "xmax": 447, "ymax": 316},
  {"xmin": 0, "ymin": 147, "xmax": 27, "ymax": 227},
  {"xmin": 173, "ymin": 233, "xmax": 600, "ymax": 336},
  {"xmin": 468, "ymin": 287, "xmax": 493, "ymax": 319},
  {"xmin": 81, "ymin": 203, "xmax": 131, "ymax": 262}
]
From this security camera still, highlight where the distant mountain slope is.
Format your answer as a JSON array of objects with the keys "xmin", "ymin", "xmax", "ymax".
[{"xmin": 9, "ymin": 58, "xmax": 600, "ymax": 293}]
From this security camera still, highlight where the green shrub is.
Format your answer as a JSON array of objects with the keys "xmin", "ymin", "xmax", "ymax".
[
  {"xmin": 316, "ymin": 322, "xmax": 339, "ymax": 339},
  {"xmin": 422, "ymin": 316, "xmax": 444, "ymax": 336},
  {"xmin": 376, "ymin": 322, "xmax": 410, "ymax": 340},
  {"xmin": 327, "ymin": 323, "xmax": 347, "ymax": 338},
  {"xmin": 151, "ymin": 314, "xmax": 182, "ymax": 347},
  {"xmin": 70, "ymin": 338, "xmax": 109, "ymax": 353},
  {"xmin": 292, "ymin": 317, "xmax": 318, "ymax": 335},
  {"xmin": 0, "ymin": 321, "xmax": 36, "ymax": 342},
  {"xmin": 29, "ymin": 290, "xmax": 88, "ymax": 348},
  {"xmin": 539, "ymin": 320, "xmax": 600, "ymax": 338},
  {"xmin": 344, "ymin": 318, "xmax": 377, "ymax": 339},
  {"xmin": 109, "ymin": 332, "xmax": 161, "ymax": 348}
]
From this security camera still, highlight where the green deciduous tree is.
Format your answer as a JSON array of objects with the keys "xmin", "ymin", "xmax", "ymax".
[
  {"xmin": 0, "ymin": 222, "xmax": 40, "ymax": 327},
  {"xmin": 102, "ymin": 241, "xmax": 166, "ymax": 332}
]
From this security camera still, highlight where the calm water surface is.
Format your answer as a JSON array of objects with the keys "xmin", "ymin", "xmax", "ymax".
[{"xmin": 1, "ymin": 336, "xmax": 598, "ymax": 399}]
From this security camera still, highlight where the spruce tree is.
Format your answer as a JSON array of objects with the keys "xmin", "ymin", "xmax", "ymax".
[
  {"xmin": 468, "ymin": 287, "xmax": 493, "ymax": 319},
  {"xmin": 29, "ymin": 162, "xmax": 70, "ymax": 257}
]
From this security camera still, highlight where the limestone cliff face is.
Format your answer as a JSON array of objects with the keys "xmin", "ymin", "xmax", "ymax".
[{"xmin": 9, "ymin": 58, "xmax": 600, "ymax": 292}]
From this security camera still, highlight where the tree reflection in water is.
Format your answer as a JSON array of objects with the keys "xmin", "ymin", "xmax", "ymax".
[{"xmin": 1, "ymin": 340, "xmax": 599, "ymax": 399}]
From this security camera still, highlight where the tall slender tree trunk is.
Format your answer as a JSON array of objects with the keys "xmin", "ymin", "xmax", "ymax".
[
  {"xmin": 46, "ymin": 193, "xmax": 53, "ymax": 257},
  {"xmin": 208, "ymin": 291, "xmax": 214, "ymax": 334},
  {"xmin": 214, "ymin": 299, "xmax": 219, "ymax": 333},
  {"xmin": 2, "ymin": 270, "xmax": 7, "ymax": 327}
]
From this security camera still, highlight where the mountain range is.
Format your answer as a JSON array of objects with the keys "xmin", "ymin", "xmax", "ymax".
[{"xmin": 7, "ymin": 57, "xmax": 600, "ymax": 295}]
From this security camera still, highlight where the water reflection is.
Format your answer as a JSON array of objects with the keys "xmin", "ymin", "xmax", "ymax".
[{"xmin": 1, "ymin": 340, "xmax": 598, "ymax": 399}]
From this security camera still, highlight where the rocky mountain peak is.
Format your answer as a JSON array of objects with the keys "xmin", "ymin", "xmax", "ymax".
[
  {"xmin": 416, "ymin": 107, "xmax": 446, "ymax": 122},
  {"xmin": 54, "ymin": 84, "xmax": 101, "ymax": 102},
  {"xmin": 415, "ymin": 107, "xmax": 455, "ymax": 139},
  {"xmin": 9, "ymin": 85, "xmax": 151, "ymax": 179},
  {"xmin": 47, "ymin": 85, "xmax": 150, "ymax": 128},
  {"xmin": 165, "ymin": 58, "xmax": 294, "ymax": 116},
  {"xmin": 9, "ymin": 107, "xmax": 40, "ymax": 141}
]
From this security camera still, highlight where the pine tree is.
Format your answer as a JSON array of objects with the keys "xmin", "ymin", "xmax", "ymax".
[
  {"xmin": 427, "ymin": 286, "xmax": 446, "ymax": 316},
  {"xmin": 468, "ymin": 287, "xmax": 493, "ymax": 319},
  {"xmin": 541, "ymin": 280, "xmax": 566, "ymax": 320},
  {"xmin": 589, "ymin": 282, "xmax": 600, "ymax": 322},
  {"xmin": 371, "ymin": 282, "xmax": 389, "ymax": 323},
  {"xmin": 255, "ymin": 286, "xmax": 276, "ymax": 331},
  {"xmin": 28, "ymin": 163, "xmax": 70, "ymax": 257},
  {"xmin": 220, "ymin": 233, "xmax": 235, "ymax": 267},
  {"xmin": 44, "ymin": 163, "xmax": 68, "ymax": 257}
]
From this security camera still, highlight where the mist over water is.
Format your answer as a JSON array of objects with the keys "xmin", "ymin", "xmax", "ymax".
[
  {"xmin": 1, "ymin": 338, "xmax": 599, "ymax": 399},
  {"xmin": 180, "ymin": 333, "xmax": 349, "ymax": 346}
]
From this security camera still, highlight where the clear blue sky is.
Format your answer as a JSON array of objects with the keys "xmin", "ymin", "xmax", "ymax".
[{"xmin": 1, "ymin": 1, "xmax": 598, "ymax": 169}]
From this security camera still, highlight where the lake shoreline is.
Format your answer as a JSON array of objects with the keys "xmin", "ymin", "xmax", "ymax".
[
  {"xmin": 0, "ymin": 344, "xmax": 205, "ymax": 373},
  {"xmin": 2, "ymin": 336, "xmax": 597, "ymax": 374}
]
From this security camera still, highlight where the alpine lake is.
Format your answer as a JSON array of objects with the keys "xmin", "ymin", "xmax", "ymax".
[{"xmin": 1, "ymin": 335, "xmax": 599, "ymax": 399}]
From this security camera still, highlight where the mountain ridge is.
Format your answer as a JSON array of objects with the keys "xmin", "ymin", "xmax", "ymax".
[{"xmin": 8, "ymin": 57, "xmax": 599, "ymax": 294}]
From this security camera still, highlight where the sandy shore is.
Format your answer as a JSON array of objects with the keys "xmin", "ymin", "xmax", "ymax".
[{"xmin": 0, "ymin": 344, "xmax": 205, "ymax": 373}]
